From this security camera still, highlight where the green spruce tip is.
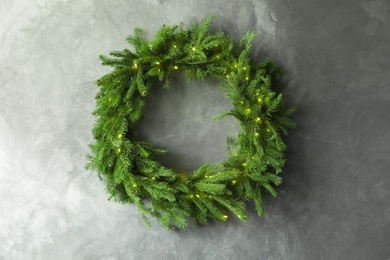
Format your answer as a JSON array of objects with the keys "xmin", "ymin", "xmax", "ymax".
[{"xmin": 86, "ymin": 16, "xmax": 296, "ymax": 229}]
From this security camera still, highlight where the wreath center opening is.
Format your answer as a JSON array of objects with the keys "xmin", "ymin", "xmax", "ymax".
[{"xmin": 134, "ymin": 73, "xmax": 240, "ymax": 173}]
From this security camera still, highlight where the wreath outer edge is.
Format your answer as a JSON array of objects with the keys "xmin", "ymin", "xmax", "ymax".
[{"xmin": 86, "ymin": 17, "xmax": 296, "ymax": 229}]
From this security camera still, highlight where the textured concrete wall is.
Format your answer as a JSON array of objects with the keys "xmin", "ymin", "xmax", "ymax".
[{"xmin": 1, "ymin": 0, "xmax": 389, "ymax": 259}]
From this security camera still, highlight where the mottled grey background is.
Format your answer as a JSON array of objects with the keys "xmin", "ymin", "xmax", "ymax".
[{"xmin": 0, "ymin": 0, "xmax": 389, "ymax": 259}]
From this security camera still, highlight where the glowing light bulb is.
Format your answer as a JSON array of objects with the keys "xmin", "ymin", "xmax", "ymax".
[
  {"xmin": 246, "ymin": 77, "xmax": 249, "ymax": 80},
  {"xmin": 223, "ymin": 215, "xmax": 228, "ymax": 219},
  {"xmin": 174, "ymin": 45, "xmax": 177, "ymax": 48},
  {"xmin": 196, "ymin": 194, "xmax": 200, "ymax": 198},
  {"xmin": 155, "ymin": 61, "xmax": 160, "ymax": 65},
  {"xmin": 174, "ymin": 65, "xmax": 178, "ymax": 69}
]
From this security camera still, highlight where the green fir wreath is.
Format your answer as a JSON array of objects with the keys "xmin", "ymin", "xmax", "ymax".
[{"xmin": 86, "ymin": 17, "xmax": 296, "ymax": 229}]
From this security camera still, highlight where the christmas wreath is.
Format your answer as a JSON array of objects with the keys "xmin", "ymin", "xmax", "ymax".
[{"xmin": 86, "ymin": 17, "xmax": 296, "ymax": 229}]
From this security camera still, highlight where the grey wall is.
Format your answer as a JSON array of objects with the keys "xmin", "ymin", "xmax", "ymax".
[{"xmin": 1, "ymin": 0, "xmax": 389, "ymax": 259}]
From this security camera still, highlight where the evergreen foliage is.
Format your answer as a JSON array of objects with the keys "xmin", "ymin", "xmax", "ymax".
[{"xmin": 86, "ymin": 17, "xmax": 296, "ymax": 229}]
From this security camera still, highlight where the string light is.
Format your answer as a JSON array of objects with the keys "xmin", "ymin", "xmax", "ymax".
[{"xmin": 90, "ymin": 19, "xmax": 296, "ymax": 227}]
